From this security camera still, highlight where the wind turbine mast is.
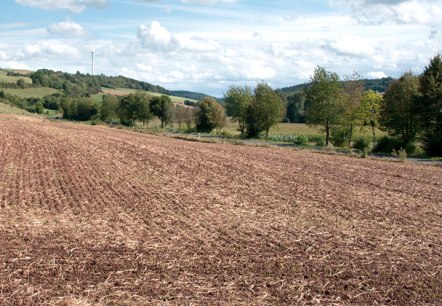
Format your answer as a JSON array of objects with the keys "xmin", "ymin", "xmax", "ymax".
[{"xmin": 91, "ymin": 50, "xmax": 95, "ymax": 76}]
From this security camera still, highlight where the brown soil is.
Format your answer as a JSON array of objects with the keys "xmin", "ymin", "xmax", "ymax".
[{"xmin": 0, "ymin": 115, "xmax": 441, "ymax": 305}]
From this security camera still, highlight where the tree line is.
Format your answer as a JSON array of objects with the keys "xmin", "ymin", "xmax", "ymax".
[
  {"xmin": 55, "ymin": 80, "xmax": 287, "ymax": 139},
  {"xmin": 1, "ymin": 55, "xmax": 440, "ymax": 156},
  {"xmin": 303, "ymin": 55, "xmax": 442, "ymax": 156}
]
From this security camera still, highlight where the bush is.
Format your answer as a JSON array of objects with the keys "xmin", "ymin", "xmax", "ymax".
[
  {"xmin": 309, "ymin": 135, "xmax": 325, "ymax": 147},
  {"xmin": 195, "ymin": 97, "xmax": 226, "ymax": 133},
  {"xmin": 392, "ymin": 148, "xmax": 407, "ymax": 162},
  {"xmin": 423, "ymin": 133, "xmax": 442, "ymax": 157},
  {"xmin": 353, "ymin": 137, "xmax": 372, "ymax": 151},
  {"xmin": 294, "ymin": 135, "xmax": 309, "ymax": 146},
  {"xmin": 373, "ymin": 136, "xmax": 416, "ymax": 155},
  {"xmin": 331, "ymin": 127, "xmax": 349, "ymax": 147},
  {"xmin": 373, "ymin": 136, "xmax": 404, "ymax": 153}
]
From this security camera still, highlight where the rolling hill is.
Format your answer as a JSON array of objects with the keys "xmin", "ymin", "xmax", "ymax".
[{"xmin": 278, "ymin": 77, "xmax": 395, "ymax": 97}]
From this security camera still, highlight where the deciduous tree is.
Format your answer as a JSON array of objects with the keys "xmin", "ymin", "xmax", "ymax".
[
  {"xmin": 223, "ymin": 85, "xmax": 253, "ymax": 136},
  {"xmin": 341, "ymin": 73, "xmax": 365, "ymax": 146},
  {"xmin": 246, "ymin": 82, "xmax": 286, "ymax": 140},
  {"xmin": 419, "ymin": 54, "xmax": 442, "ymax": 156},
  {"xmin": 118, "ymin": 92, "xmax": 152, "ymax": 126},
  {"xmin": 150, "ymin": 95, "xmax": 175, "ymax": 128},
  {"xmin": 361, "ymin": 89, "xmax": 383, "ymax": 142},
  {"xmin": 380, "ymin": 72, "xmax": 421, "ymax": 144},
  {"xmin": 100, "ymin": 94, "xmax": 119, "ymax": 122},
  {"xmin": 195, "ymin": 97, "xmax": 226, "ymax": 133},
  {"xmin": 304, "ymin": 66, "xmax": 343, "ymax": 146}
]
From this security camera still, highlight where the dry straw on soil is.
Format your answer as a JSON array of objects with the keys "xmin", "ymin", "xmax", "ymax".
[{"xmin": 0, "ymin": 114, "xmax": 441, "ymax": 305}]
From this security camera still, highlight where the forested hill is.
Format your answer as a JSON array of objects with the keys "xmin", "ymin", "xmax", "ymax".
[
  {"xmin": 278, "ymin": 77, "xmax": 395, "ymax": 97},
  {"xmin": 29, "ymin": 69, "xmax": 169, "ymax": 97},
  {"xmin": 29, "ymin": 69, "xmax": 219, "ymax": 101},
  {"xmin": 169, "ymin": 90, "xmax": 209, "ymax": 101}
]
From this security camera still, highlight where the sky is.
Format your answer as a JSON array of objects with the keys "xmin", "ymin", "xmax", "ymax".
[{"xmin": 0, "ymin": 0, "xmax": 441, "ymax": 96}]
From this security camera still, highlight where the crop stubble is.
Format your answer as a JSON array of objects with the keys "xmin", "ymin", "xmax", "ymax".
[{"xmin": 0, "ymin": 115, "xmax": 441, "ymax": 305}]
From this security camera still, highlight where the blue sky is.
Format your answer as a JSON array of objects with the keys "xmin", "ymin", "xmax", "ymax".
[{"xmin": 0, "ymin": 0, "xmax": 441, "ymax": 96}]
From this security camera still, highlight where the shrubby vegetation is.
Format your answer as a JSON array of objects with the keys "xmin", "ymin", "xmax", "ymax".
[
  {"xmin": 224, "ymin": 82, "xmax": 286, "ymax": 139},
  {"xmin": 150, "ymin": 95, "xmax": 175, "ymax": 128},
  {"xmin": 118, "ymin": 92, "xmax": 152, "ymax": 126},
  {"xmin": 195, "ymin": 97, "xmax": 226, "ymax": 133}
]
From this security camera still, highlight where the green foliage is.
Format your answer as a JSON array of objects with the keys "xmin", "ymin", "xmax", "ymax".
[
  {"xmin": 118, "ymin": 92, "xmax": 152, "ymax": 126},
  {"xmin": 195, "ymin": 97, "xmax": 226, "ymax": 133},
  {"xmin": 183, "ymin": 100, "xmax": 198, "ymax": 107},
  {"xmin": 34, "ymin": 101, "xmax": 44, "ymax": 114},
  {"xmin": 61, "ymin": 97, "xmax": 100, "ymax": 121},
  {"xmin": 30, "ymin": 69, "xmax": 168, "ymax": 98},
  {"xmin": 175, "ymin": 106, "xmax": 197, "ymax": 131},
  {"xmin": 308, "ymin": 135, "xmax": 325, "ymax": 147},
  {"xmin": 286, "ymin": 91, "xmax": 306, "ymax": 123},
  {"xmin": 16, "ymin": 78, "xmax": 26, "ymax": 89},
  {"xmin": 266, "ymin": 134, "xmax": 308, "ymax": 145},
  {"xmin": 373, "ymin": 135, "xmax": 415, "ymax": 155},
  {"xmin": 170, "ymin": 90, "xmax": 211, "ymax": 101},
  {"xmin": 100, "ymin": 94, "xmax": 119, "ymax": 122},
  {"xmin": 380, "ymin": 72, "xmax": 421, "ymax": 144},
  {"xmin": 418, "ymin": 54, "xmax": 442, "ymax": 156},
  {"xmin": 361, "ymin": 90, "xmax": 383, "ymax": 141},
  {"xmin": 43, "ymin": 93, "xmax": 63, "ymax": 110},
  {"xmin": 246, "ymin": 82, "xmax": 286, "ymax": 139},
  {"xmin": 294, "ymin": 134, "xmax": 309, "ymax": 145},
  {"xmin": 150, "ymin": 95, "xmax": 175, "ymax": 128},
  {"xmin": 352, "ymin": 137, "xmax": 372, "ymax": 151},
  {"xmin": 340, "ymin": 73, "xmax": 365, "ymax": 146},
  {"xmin": 278, "ymin": 77, "xmax": 394, "ymax": 97},
  {"xmin": 224, "ymin": 85, "xmax": 253, "ymax": 136},
  {"xmin": 330, "ymin": 126, "xmax": 350, "ymax": 147},
  {"xmin": 305, "ymin": 66, "xmax": 343, "ymax": 146}
]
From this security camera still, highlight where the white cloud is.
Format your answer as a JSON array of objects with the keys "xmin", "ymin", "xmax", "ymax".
[
  {"xmin": 18, "ymin": 41, "xmax": 80, "ymax": 58},
  {"xmin": 15, "ymin": 0, "xmax": 107, "ymax": 13},
  {"xmin": 0, "ymin": 51, "xmax": 8, "ymax": 61},
  {"xmin": 47, "ymin": 21, "xmax": 85, "ymax": 37},
  {"xmin": 0, "ymin": 60, "xmax": 30, "ymax": 70},
  {"xmin": 323, "ymin": 35, "xmax": 375, "ymax": 57},
  {"xmin": 137, "ymin": 20, "xmax": 220, "ymax": 52},
  {"xmin": 367, "ymin": 71, "xmax": 388, "ymax": 78},
  {"xmin": 330, "ymin": 0, "xmax": 442, "ymax": 25},
  {"xmin": 138, "ymin": 21, "xmax": 177, "ymax": 51}
]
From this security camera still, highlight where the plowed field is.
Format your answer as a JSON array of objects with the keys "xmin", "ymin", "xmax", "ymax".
[{"xmin": 0, "ymin": 115, "xmax": 441, "ymax": 305}]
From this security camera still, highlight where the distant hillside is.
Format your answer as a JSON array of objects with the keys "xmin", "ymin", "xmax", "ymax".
[
  {"xmin": 25, "ymin": 69, "xmax": 214, "ymax": 101},
  {"xmin": 29, "ymin": 69, "xmax": 169, "ymax": 96},
  {"xmin": 278, "ymin": 77, "xmax": 395, "ymax": 97},
  {"xmin": 169, "ymin": 90, "xmax": 210, "ymax": 101}
]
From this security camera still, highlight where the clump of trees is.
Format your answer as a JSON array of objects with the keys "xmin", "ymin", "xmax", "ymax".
[
  {"xmin": 61, "ymin": 97, "xmax": 100, "ymax": 121},
  {"xmin": 418, "ymin": 55, "xmax": 442, "ymax": 156},
  {"xmin": 150, "ymin": 95, "xmax": 175, "ymax": 128},
  {"xmin": 224, "ymin": 82, "xmax": 286, "ymax": 139},
  {"xmin": 0, "ymin": 90, "xmax": 61, "ymax": 114},
  {"xmin": 302, "ymin": 54, "xmax": 442, "ymax": 156},
  {"xmin": 118, "ymin": 92, "xmax": 152, "ymax": 126},
  {"xmin": 195, "ymin": 97, "xmax": 226, "ymax": 133},
  {"xmin": 380, "ymin": 72, "xmax": 421, "ymax": 146}
]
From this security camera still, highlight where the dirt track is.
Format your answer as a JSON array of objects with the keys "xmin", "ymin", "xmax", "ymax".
[{"xmin": 0, "ymin": 115, "xmax": 441, "ymax": 305}]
